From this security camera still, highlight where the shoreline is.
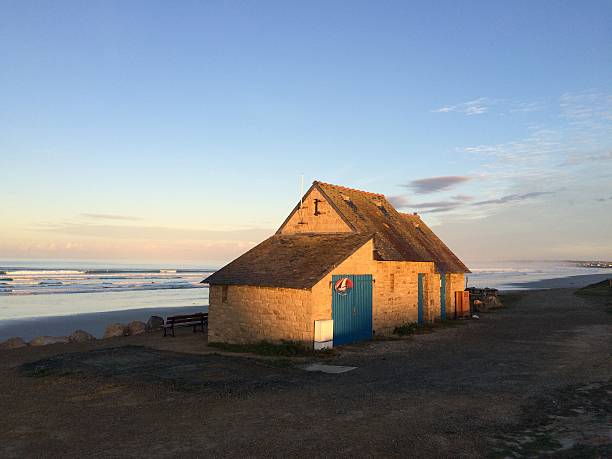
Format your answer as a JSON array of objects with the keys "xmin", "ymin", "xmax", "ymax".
[
  {"xmin": 2, "ymin": 272, "xmax": 611, "ymax": 342},
  {"xmin": 0, "ymin": 305, "xmax": 209, "ymax": 342},
  {"xmin": 503, "ymin": 272, "xmax": 612, "ymax": 290}
]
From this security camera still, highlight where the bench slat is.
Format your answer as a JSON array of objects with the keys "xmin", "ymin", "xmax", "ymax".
[{"xmin": 163, "ymin": 312, "xmax": 208, "ymax": 336}]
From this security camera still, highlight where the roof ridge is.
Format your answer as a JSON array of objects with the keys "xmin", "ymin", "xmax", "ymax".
[
  {"xmin": 400, "ymin": 212, "xmax": 421, "ymax": 219},
  {"xmin": 314, "ymin": 180, "xmax": 385, "ymax": 198}
]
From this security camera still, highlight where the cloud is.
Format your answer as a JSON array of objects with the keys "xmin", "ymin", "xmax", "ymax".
[
  {"xmin": 389, "ymin": 194, "xmax": 475, "ymax": 214},
  {"xmin": 390, "ymin": 191, "xmax": 552, "ymax": 214},
  {"xmin": 81, "ymin": 213, "xmax": 142, "ymax": 221},
  {"xmin": 451, "ymin": 194, "xmax": 475, "ymax": 202},
  {"xmin": 560, "ymin": 150, "xmax": 612, "ymax": 167},
  {"xmin": 433, "ymin": 97, "xmax": 544, "ymax": 117},
  {"xmin": 471, "ymin": 191, "xmax": 553, "ymax": 206},
  {"xmin": 432, "ymin": 97, "xmax": 489, "ymax": 116},
  {"xmin": 387, "ymin": 195, "xmax": 411, "ymax": 208},
  {"xmin": 403, "ymin": 176, "xmax": 472, "ymax": 194},
  {"xmin": 34, "ymin": 221, "xmax": 274, "ymax": 242},
  {"xmin": 508, "ymin": 101, "xmax": 543, "ymax": 113}
]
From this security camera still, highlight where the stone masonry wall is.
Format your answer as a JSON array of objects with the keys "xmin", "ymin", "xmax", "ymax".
[
  {"xmin": 310, "ymin": 240, "xmax": 441, "ymax": 336},
  {"xmin": 446, "ymin": 273, "xmax": 466, "ymax": 318},
  {"xmin": 310, "ymin": 239, "xmax": 375, "ymax": 321},
  {"xmin": 209, "ymin": 240, "xmax": 463, "ymax": 344},
  {"xmin": 208, "ymin": 284, "xmax": 312, "ymax": 344},
  {"xmin": 278, "ymin": 187, "xmax": 351, "ymax": 234}
]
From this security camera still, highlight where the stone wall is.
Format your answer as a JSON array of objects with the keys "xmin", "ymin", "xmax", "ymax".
[
  {"xmin": 278, "ymin": 187, "xmax": 351, "ymax": 234},
  {"xmin": 209, "ymin": 239, "xmax": 465, "ymax": 344},
  {"xmin": 446, "ymin": 273, "xmax": 466, "ymax": 318},
  {"xmin": 310, "ymin": 239, "xmax": 375, "ymax": 321},
  {"xmin": 310, "ymin": 240, "xmax": 441, "ymax": 336},
  {"xmin": 208, "ymin": 284, "xmax": 312, "ymax": 344}
]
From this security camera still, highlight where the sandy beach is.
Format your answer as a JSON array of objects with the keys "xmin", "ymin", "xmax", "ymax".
[
  {"xmin": 2, "ymin": 272, "xmax": 610, "ymax": 343},
  {"xmin": 507, "ymin": 272, "xmax": 612, "ymax": 289},
  {"xmin": 0, "ymin": 305, "xmax": 209, "ymax": 342}
]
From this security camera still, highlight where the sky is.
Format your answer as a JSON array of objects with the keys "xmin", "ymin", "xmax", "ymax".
[{"xmin": 1, "ymin": 0, "xmax": 611, "ymax": 267}]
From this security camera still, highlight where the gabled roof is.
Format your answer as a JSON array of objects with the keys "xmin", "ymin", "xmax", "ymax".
[
  {"xmin": 314, "ymin": 181, "xmax": 469, "ymax": 273},
  {"xmin": 399, "ymin": 213, "xmax": 470, "ymax": 273},
  {"xmin": 203, "ymin": 233, "xmax": 373, "ymax": 289}
]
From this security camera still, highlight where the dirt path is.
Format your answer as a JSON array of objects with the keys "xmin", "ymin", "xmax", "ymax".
[{"xmin": 0, "ymin": 289, "xmax": 610, "ymax": 458}]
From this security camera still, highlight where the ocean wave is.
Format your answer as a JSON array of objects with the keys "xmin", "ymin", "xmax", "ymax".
[
  {"xmin": 5, "ymin": 270, "xmax": 86, "ymax": 275},
  {"xmin": 0, "ymin": 283, "xmax": 208, "ymax": 296}
]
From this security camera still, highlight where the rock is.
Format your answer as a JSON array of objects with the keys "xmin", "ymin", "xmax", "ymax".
[
  {"xmin": 103, "ymin": 323, "xmax": 128, "ymax": 339},
  {"xmin": 484, "ymin": 295, "xmax": 504, "ymax": 309},
  {"xmin": 145, "ymin": 315, "xmax": 164, "ymax": 332},
  {"xmin": 127, "ymin": 320, "xmax": 146, "ymax": 336},
  {"xmin": 69, "ymin": 329, "xmax": 96, "ymax": 343},
  {"xmin": 473, "ymin": 299, "xmax": 488, "ymax": 313},
  {"xmin": 29, "ymin": 336, "xmax": 70, "ymax": 347},
  {"xmin": 0, "ymin": 337, "xmax": 28, "ymax": 350}
]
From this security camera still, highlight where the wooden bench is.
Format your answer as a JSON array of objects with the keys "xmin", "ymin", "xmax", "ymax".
[{"xmin": 163, "ymin": 312, "xmax": 208, "ymax": 337}]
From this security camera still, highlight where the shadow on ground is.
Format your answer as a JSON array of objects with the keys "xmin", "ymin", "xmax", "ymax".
[{"xmin": 21, "ymin": 346, "xmax": 314, "ymax": 396}]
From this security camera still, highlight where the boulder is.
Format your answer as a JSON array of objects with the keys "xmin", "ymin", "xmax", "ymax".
[
  {"xmin": 69, "ymin": 329, "xmax": 96, "ymax": 343},
  {"xmin": 145, "ymin": 315, "xmax": 164, "ymax": 332},
  {"xmin": 103, "ymin": 323, "xmax": 128, "ymax": 339},
  {"xmin": 127, "ymin": 320, "xmax": 146, "ymax": 336},
  {"xmin": 0, "ymin": 337, "xmax": 28, "ymax": 350},
  {"xmin": 484, "ymin": 295, "xmax": 504, "ymax": 309},
  {"xmin": 473, "ymin": 299, "xmax": 488, "ymax": 313},
  {"xmin": 29, "ymin": 336, "xmax": 69, "ymax": 347}
]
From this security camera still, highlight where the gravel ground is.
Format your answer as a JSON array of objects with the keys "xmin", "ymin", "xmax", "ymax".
[{"xmin": 0, "ymin": 288, "xmax": 610, "ymax": 458}]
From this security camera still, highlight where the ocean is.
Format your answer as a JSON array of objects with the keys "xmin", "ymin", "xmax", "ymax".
[
  {"xmin": 466, "ymin": 260, "xmax": 612, "ymax": 291},
  {"xmin": 1, "ymin": 259, "xmax": 611, "ymax": 341}
]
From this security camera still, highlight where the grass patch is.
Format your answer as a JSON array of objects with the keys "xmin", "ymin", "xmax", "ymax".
[
  {"xmin": 393, "ymin": 319, "xmax": 464, "ymax": 336},
  {"xmin": 21, "ymin": 360, "xmax": 77, "ymax": 378},
  {"xmin": 393, "ymin": 323, "xmax": 418, "ymax": 336},
  {"xmin": 208, "ymin": 340, "xmax": 333, "ymax": 357},
  {"xmin": 575, "ymin": 279, "xmax": 612, "ymax": 297}
]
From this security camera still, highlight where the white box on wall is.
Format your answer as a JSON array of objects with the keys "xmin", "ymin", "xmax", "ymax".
[{"xmin": 314, "ymin": 319, "xmax": 333, "ymax": 350}]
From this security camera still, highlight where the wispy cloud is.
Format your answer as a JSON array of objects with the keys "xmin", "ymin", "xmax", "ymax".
[
  {"xmin": 433, "ymin": 98, "xmax": 544, "ymax": 117},
  {"xmin": 451, "ymin": 194, "xmax": 475, "ymax": 202},
  {"xmin": 508, "ymin": 101, "xmax": 543, "ymax": 113},
  {"xmin": 403, "ymin": 176, "xmax": 472, "ymax": 194},
  {"xmin": 390, "ymin": 191, "xmax": 552, "ymax": 214},
  {"xmin": 560, "ymin": 150, "xmax": 612, "ymax": 166},
  {"xmin": 432, "ymin": 97, "xmax": 490, "ymax": 116},
  {"xmin": 81, "ymin": 213, "xmax": 142, "ymax": 221},
  {"xmin": 471, "ymin": 191, "xmax": 553, "ymax": 206},
  {"xmin": 35, "ymin": 221, "xmax": 274, "ymax": 242}
]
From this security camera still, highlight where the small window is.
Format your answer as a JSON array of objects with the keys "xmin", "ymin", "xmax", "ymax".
[
  {"xmin": 222, "ymin": 285, "xmax": 228, "ymax": 303},
  {"xmin": 314, "ymin": 198, "xmax": 322, "ymax": 216}
]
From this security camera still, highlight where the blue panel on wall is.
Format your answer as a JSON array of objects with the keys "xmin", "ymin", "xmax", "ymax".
[
  {"xmin": 331, "ymin": 274, "xmax": 373, "ymax": 345},
  {"xmin": 418, "ymin": 273, "xmax": 424, "ymax": 325},
  {"xmin": 440, "ymin": 274, "xmax": 446, "ymax": 320}
]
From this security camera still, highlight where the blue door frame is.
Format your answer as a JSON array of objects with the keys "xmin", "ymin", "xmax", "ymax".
[
  {"xmin": 440, "ymin": 274, "xmax": 446, "ymax": 320},
  {"xmin": 331, "ymin": 274, "xmax": 373, "ymax": 345},
  {"xmin": 417, "ymin": 273, "xmax": 424, "ymax": 325}
]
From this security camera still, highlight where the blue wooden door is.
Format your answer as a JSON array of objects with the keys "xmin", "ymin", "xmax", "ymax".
[
  {"xmin": 332, "ymin": 274, "xmax": 373, "ymax": 345},
  {"xmin": 417, "ymin": 273, "xmax": 424, "ymax": 325},
  {"xmin": 440, "ymin": 274, "xmax": 446, "ymax": 320}
]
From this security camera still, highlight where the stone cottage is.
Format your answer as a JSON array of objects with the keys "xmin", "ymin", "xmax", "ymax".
[{"xmin": 204, "ymin": 181, "xmax": 469, "ymax": 346}]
